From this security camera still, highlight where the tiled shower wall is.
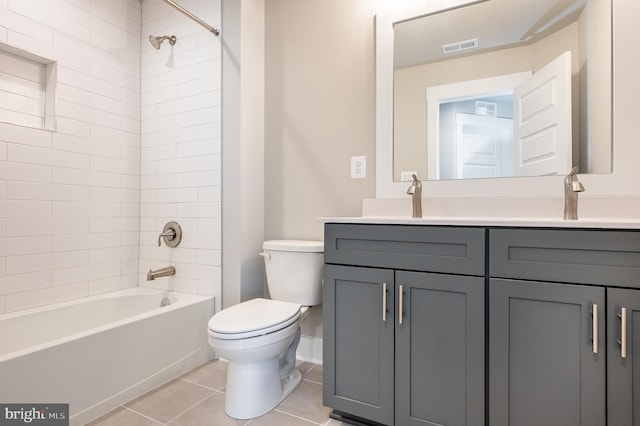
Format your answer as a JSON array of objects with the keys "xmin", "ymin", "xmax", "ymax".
[
  {"xmin": 0, "ymin": 0, "xmax": 142, "ymax": 314},
  {"xmin": 139, "ymin": 0, "xmax": 222, "ymax": 311},
  {"xmin": 0, "ymin": 0, "xmax": 222, "ymax": 314}
]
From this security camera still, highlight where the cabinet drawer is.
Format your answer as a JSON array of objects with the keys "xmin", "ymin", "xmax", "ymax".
[
  {"xmin": 490, "ymin": 228, "xmax": 640, "ymax": 287},
  {"xmin": 324, "ymin": 223, "xmax": 485, "ymax": 275}
]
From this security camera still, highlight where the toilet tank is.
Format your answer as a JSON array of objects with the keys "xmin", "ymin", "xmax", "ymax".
[{"xmin": 261, "ymin": 240, "xmax": 324, "ymax": 306}]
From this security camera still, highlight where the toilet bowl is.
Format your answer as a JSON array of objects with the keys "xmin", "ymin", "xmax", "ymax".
[{"xmin": 207, "ymin": 240, "xmax": 323, "ymax": 420}]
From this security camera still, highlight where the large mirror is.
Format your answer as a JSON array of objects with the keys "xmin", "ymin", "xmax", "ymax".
[{"xmin": 391, "ymin": 0, "xmax": 612, "ymax": 182}]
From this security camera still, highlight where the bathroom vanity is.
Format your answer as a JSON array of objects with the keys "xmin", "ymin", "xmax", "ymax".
[{"xmin": 322, "ymin": 220, "xmax": 640, "ymax": 426}]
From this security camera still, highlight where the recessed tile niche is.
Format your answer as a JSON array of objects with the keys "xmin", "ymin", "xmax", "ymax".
[{"xmin": 0, "ymin": 43, "xmax": 57, "ymax": 131}]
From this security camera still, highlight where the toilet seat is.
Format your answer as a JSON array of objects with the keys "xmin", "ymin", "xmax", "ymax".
[{"xmin": 208, "ymin": 298, "xmax": 301, "ymax": 340}]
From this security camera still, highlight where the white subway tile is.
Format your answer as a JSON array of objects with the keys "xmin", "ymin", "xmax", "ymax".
[
  {"xmin": 52, "ymin": 261, "xmax": 119, "ymax": 286},
  {"xmin": 56, "ymin": 117, "xmax": 92, "ymax": 138},
  {"xmin": 5, "ymin": 281, "xmax": 88, "ymax": 313},
  {"xmin": 0, "ymin": 181, "xmax": 5, "ymax": 199},
  {"xmin": 197, "ymin": 249, "xmax": 221, "ymax": 266},
  {"xmin": 1, "ymin": 7, "xmax": 53, "ymax": 44},
  {"xmin": 176, "ymin": 106, "xmax": 220, "ymax": 128},
  {"xmin": 8, "ymin": 143, "xmax": 90, "ymax": 169},
  {"xmin": 7, "ymin": 181, "xmax": 89, "ymax": 201},
  {"xmin": 0, "ymin": 236, "xmax": 50, "ymax": 257},
  {"xmin": 198, "ymin": 218, "xmax": 221, "ymax": 234},
  {"xmin": 0, "ymin": 161, "xmax": 51, "ymax": 183},
  {"xmin": 0, "ymin": 122, "xmax": 52, "ymax": 147},
  {"xmin": 57, "ymin": 83, "xmax": 91, "ymax": 106},
  {"xmin": 139, "ymin": 203, "xmax": 177, "ymax": 218},
  {"xmin": 6, "ymin": 218, "xmax": 89, "ymax": 237},
  {"xmin": 0, "ymin": 270, "xmax": 51, "ymax": 295},
  {"xmin": 53, "ymin": 133, "xmax": 122, "ymax": 158},
  {"xmin": 0, "ymin": 142, "xmax": 6, "ymax": 160},
  {"xmin": 176, "ymin": 139, "xmax": 219, "ymax": 157},
  {"xmin": 198, "ymin": 122, "xmax": 221, "ymax": 139},
  {"xmin": 176, "ymin": 170, "xmax": 220, "ymax": 188},
  {"xmin": 176, "ymin": 202, "xmax": 221, "ymax": 219},
  {"xmin": 52, "ymin": 167, "xmax": 119, "ymax": 188},
  {"xmin": 90, "ymin": 187, "xmax": 137, "ymax": 203},
  {"xmin": 52, "ymin": 232, "xmax": 120, "ymax": 252},
  {"xmin": 7, "ymin": 250, "xmax": 89, "ymax": 275},
  {"xmin": 88, "ymin": 275, "xmax": 122, "ymax": 295},
  {"xmin": 0, "ymin": 200, "xmax": 51, "ymax": 218},
  {"xmin": 52, "ymin": 201, "xmax": 121, "ymax": 218},
  {"xmin": 197, "ymin": 186, "xmax": 221, "ymax": 202},
  {"xmin": 90, "ymin": 217, "xmax": 139, "ymax": 233}
]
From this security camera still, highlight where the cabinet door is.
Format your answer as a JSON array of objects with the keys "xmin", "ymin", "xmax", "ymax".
[
  {"xmin": 323, "ymin": 265, "xmax": 395, "ymax": 425},
  {"xmin": 489, "ymin": 279, "xmax": 605, "ymax": 426},
  {"xmin": 608, "ymin": 288, "xmax": 640, "ymax": 426},
  {"xmin": 396, "ymin": 271, "xmax": 485, "ymax": 426}
]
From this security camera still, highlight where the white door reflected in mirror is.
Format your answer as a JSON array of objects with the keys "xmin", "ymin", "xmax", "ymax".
[{"xmin": 428, "ymin": 52, "xmax": 572, "ymax": 180}]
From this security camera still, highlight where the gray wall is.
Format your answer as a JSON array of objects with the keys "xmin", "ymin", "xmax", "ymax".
[{"xmin": 264, "ymin": 0, "xmax": 379, "ymax": 341}]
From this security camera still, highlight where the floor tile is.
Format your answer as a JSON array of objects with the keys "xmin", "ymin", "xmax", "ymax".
[
  {"xmin": 276, "ymin": 380, "xmax": 332, "ymax": 424},
  {"xmin": 168, "ymin": 392, "xmax": 247, "ymax": 426},
  {"xmin": 124, "ymin": 378, "xmax": 213, "ymax": 424},
  {"xmin": 249, "ymin": 410, "xmax": 317, "ymax": 426},
  {"xmin": 180, "ymin": 359, "xmax": 228, "ymax": 390},
  {"xmin": 85, "ymin": 407, "xmax": 162, "ymax": 426},
  {"xmin": 302, "ymin": 365, "xmax": 323, "ymax": 384}
]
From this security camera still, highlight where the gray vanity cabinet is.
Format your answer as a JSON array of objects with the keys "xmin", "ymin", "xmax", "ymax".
[
  {"xmin": 323, "ymin": 224, "xmax": 486, "ymax": 426},
  {"xmin": 489, "ymin": 278, "xmax": 606, "ymax": 426},
  {"xmin": 607, "ymin": 288, "xmax": 640, "ymax": 426},
  {"xmin": 323, "ymin": 264, "xmax": 395, "ymax": 425},
  {"xmin": 489, "ymin": 228, "xmax": 640, "ymax": 426}
]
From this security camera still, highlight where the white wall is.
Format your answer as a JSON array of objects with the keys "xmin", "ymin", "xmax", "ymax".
[
  {"xmin": 139, "ymin": 0, "xmax": 222, "ymax": 312},
  {"xmin": 0, "ymin": 0, "xmax": 142, "ymax": 314}
]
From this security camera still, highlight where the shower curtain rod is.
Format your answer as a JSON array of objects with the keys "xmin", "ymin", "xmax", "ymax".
[{"xmin": 162, "ymin": 0, "xmax": 220, "ymax": 36}]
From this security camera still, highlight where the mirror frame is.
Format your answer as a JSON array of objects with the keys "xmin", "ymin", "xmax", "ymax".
[{"xmin": 376, "ymin": 0, "xmax": 637, "ymax": 201}]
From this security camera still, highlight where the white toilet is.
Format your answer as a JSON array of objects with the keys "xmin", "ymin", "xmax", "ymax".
[{"xmin": 207, "ymin": 240, "xmax": 324, "ymax": 419}]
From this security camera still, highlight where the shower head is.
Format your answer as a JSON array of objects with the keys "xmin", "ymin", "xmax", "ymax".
[{"xmin": 149, "ymin": 35, "xmax": 177, "ymax": 49}]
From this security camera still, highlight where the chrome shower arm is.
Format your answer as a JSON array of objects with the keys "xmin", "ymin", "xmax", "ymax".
[{"xmin": 163, "ymin": 0, "xmax": 220, "ymax": 36}]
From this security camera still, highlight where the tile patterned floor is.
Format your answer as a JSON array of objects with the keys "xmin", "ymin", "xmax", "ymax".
[{"xmin": 87, "ymin": 360, "xmax": 348, "ymax": 426}]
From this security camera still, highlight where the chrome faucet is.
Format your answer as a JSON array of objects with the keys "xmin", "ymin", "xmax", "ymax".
[
  {"xmin": 563, "ymin": 167, "xmax": 585, "ymax": 220},
  {"xmin": 406, "ymin": 174, "xmax": 423, "ymax": 218},
  {"xmin": 147, "ymin": 266, "xmax": 176, "ymax": 281}
]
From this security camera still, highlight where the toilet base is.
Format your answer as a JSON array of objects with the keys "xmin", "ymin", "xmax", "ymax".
[{"xmin": 225, "ymin": 361, "xmax": 302, "ymax": 419}]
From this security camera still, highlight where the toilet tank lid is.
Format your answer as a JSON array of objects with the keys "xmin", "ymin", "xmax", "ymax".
[{"xmin": 262, "ymin": 240, "xmax": 324, "ymax": 252}]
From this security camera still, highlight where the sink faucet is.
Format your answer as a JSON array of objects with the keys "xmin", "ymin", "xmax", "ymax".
[
  {"xmin": 406, "ymin": 174, "xmax": 423, "ymax": 218},
  {"xmin": 147, "ymin": 266, "xmax": 176, "ymax": 281},
  {"xmin": 563, "ymin": 167, "xmax": 585, "ymax": 220}
]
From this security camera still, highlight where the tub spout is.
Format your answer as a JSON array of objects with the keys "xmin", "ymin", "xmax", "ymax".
[{"xmin": 147, "ymin": 266, "xmax": 176, "ymax": 281}]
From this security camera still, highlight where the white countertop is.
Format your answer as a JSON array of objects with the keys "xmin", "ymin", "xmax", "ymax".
[{"xmin": 320, "ymin": 216, "xmax": 640, "ymax": 229}]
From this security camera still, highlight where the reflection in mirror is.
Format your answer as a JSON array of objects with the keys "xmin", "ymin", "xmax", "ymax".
[{"xmin": 392, "ymin": 0, "xmax": 611, "ymax": 182}]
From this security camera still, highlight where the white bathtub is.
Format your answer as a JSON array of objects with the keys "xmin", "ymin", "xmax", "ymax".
[{"xmin": 0, "ymin": 287, "xmax": 214, "ymax": 425}]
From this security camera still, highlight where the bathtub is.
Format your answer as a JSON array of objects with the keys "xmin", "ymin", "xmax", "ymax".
[{"xmin": 0, "ymin": 287, "xmax": 214, "ymax": 425}]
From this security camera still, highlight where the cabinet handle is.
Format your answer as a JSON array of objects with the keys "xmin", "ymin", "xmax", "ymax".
[
  {"xmin": 399, "ymin": 285, "xmax": 404, "ymax": 325},
  {"xmin": 382, "ymin": 282, "xmax": 387, "ymax": 322},
  {"xmin": 592, "ymin": 304, "xmax": 599, "ymax": 354},
  {"xmin": 619, "ymin": 307, "xmax": 628, "ymax": 359}
]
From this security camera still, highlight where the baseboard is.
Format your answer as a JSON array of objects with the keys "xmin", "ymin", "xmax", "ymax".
[{"xmin": 297, "ymin": 335, "xmax": 322, "ymax": 365}]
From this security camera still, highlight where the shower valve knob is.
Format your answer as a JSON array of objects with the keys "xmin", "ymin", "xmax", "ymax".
[{"xmin": 158, "ymin": 221, "xmax": 182, "ymax": 247}]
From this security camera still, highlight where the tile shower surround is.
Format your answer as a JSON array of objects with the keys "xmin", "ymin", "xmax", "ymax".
[{"xmin": 0, "ymin": 0, "xmax": 222, "ymax": 314}]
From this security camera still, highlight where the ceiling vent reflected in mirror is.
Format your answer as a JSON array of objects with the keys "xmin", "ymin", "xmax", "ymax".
[{"xmin": 442, "ymin": 38, "xmax": 478, "ymax": 55}]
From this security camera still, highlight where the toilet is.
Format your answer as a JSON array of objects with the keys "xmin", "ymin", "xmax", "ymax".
[{"xmin": 207, "ymin": 240, "xmax": 324, "ymax": 419}]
